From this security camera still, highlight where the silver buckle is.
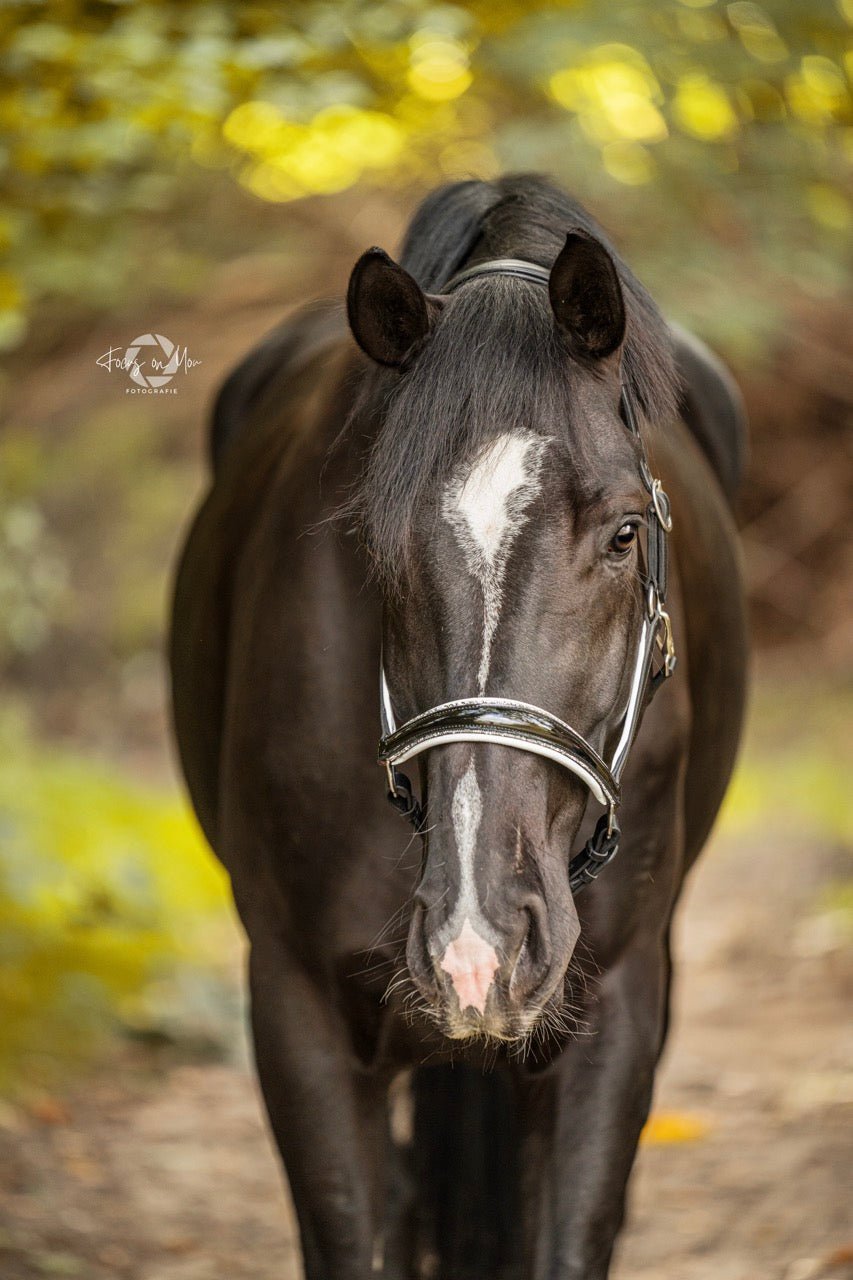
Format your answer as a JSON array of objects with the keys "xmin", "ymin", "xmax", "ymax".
[
  {"xmin": 651, "ymin": 479, "xmax": 673, "ymax": 532},
  {"xmin": 657, "ymin": 606, "xmax": 676, "ymax": 677},
  {"xmin": 646, "ymin": 585, "xmax": 677, "ymax": 679}
]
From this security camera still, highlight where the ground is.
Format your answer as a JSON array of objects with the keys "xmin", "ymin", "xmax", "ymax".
[{"xmin": 0, "ymin": 823, "xmax": 850, "ymax": 1280}]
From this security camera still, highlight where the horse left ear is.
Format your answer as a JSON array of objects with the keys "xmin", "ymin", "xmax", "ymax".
[
  {"xmin": 549, "ymin": 229, "xmax": 626, "ymax": 360},
  {"xmin": 347, "ymin": 247, "xmax": 441, "ymax": 368}
]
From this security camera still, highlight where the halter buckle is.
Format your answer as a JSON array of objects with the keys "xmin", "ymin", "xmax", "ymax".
[
  {"xmin": 645, "ymin": 585, "xmax": 677, "ymax": 682},
  {"xmin": 656, "ymin": 605, "xmax": 677, "ymax": 678},
  {"xmin": 651, "ymin": 479, "xmax": 673, "ymax": 532},
  {"xmin": 383, "ymin": 761, "xmax": 424, "ymax": 829}
]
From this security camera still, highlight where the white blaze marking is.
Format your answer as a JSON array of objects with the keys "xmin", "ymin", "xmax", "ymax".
[
  {"xmin": 435, "ymin": 438, "xmax": 546, "ymax": 1013},
  {"xmin": 442, "ymin": 432, "xmax": 546, "ymax": 691},
  {"xmin": 438, "ymin": 762, "xmax": 499, "ymax": 1014},
  {"xmin": 451, "ymin": 760, "xmax": 482, "ymax": 913}
]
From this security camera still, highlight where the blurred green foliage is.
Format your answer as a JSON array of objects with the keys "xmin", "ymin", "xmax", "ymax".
[
  {"xmin": 0, "ymin": 397, "xmax": 196, "ymax": 671},
  {"xmin": 721, "ymin": 680, "xmax": 853, "ymax": 844},
  {"xmin": 721, "ymin": 680, "xmax": 853, "ymax": 941},
  {"xmin": 0, "ymin": 385, "xmax": 230, "ymax": 1096},
  {"xmin": 0, "ymin": 705, "xmax": 229, "ymax": 1095},
  {"xmin": 0, "ymin": 499, "xmax": 67, "ymax": 660},
  {"xmin": 1, "ymin": 0, "xmax": 851, "ymax": 350}
]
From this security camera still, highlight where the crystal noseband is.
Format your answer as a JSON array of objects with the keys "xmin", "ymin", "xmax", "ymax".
[{"xmin": 379, "ymin": 694, "xmax": 620, "ymax": 809}]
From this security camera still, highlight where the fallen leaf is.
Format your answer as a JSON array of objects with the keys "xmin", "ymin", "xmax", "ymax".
[{"xmin": 640, "ymin": 1111, "xmax": 711, "ymax": 1145}]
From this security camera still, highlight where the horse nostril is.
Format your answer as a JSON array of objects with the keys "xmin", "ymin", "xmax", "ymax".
[
  {"xmin": 510, "ymin": 897, "xmax": 551, "ymax": 996},
  {"xmin": 405, "ymin": 901, "xmax": 435, "ymax": 996}
]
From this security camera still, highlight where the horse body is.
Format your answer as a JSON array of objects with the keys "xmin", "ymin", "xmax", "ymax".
[{"xmin": 170, "ymin": 177, "xmax": 747, "ymax": 1279}]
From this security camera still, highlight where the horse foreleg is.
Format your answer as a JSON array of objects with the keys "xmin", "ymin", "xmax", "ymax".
[
  {"xmin": 517, "ymin": 933, "xmax": 672, "ymax": 1280},
  {"xmin": 249, "ymin": 936, "xmax": 386, "ymax": 1280}
]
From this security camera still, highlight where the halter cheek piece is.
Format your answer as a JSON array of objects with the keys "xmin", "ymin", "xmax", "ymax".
[{"xmin": 376, "ymin": 259, "xmax": 676, "ymax": 894}]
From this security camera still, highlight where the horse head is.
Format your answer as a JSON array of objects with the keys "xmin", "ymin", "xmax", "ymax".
[{"xmin": 346, "ymin": 229, "xmax": 669, "ymax": 1044}]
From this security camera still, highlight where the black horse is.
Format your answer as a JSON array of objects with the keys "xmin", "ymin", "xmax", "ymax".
[{"xmin": 170, "ymin": 175, "xmax": 748, "ymax": 1280}]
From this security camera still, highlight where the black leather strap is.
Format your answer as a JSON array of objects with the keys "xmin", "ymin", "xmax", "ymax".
[{"xmin": 569, "ymin": 812, "xmax": 621, "ymax": 893}]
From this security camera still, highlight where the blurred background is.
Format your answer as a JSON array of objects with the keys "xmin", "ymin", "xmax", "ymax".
[{"xmin": 0, "ymin": 2, "xmax": 850, "ymax": 1278}]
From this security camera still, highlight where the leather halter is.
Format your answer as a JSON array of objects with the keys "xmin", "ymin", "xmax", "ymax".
[{"xmin": 377, "ymin": 258, "xmax": 676, "ymax": 894}]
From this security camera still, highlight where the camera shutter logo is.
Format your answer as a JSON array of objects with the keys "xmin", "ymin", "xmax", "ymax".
[
  {"xmin": 125, "ymin": 333, "xmax": 180, "ymax": 388},
  {"xmin": 96, "ymin": 332, "xmax": 200, "ymax": 390}
]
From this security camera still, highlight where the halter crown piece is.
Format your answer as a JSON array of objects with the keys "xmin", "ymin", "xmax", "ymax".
[{"xmin": 377, "ymin": 259, "xmax": 676, "ymax": 893}]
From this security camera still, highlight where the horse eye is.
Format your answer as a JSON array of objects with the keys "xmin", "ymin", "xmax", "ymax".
[{"xmin": 609, "ymin": 523, "xmax": 637, "ymax": 555}]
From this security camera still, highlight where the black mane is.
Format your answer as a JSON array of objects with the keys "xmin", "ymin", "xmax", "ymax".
[{"xmin": 343, "ymin": 174, "xmax": 679, "ymax": 584}]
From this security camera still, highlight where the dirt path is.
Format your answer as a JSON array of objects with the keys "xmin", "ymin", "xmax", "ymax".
[{"xmin": 1, "ymin": 826, "xmax": 850, "ymax": 1280}]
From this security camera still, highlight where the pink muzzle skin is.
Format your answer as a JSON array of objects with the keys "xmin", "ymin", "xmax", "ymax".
[{"xmin": 439, "ymin": 918, "xmax": 500, "ymax": 1015}]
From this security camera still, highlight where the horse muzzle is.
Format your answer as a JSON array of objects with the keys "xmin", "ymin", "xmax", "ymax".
[{"xmin": 406, "ymin": 878, "xmax": 578, "ymax": 1042}]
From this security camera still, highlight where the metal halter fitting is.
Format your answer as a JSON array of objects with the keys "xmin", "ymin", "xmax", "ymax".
[{"xmin": 377, "ymin": 258, "xmax": 676, "ymax": 894}]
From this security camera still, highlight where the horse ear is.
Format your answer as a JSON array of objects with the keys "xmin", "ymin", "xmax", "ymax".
[
  {"xmin": 347, "ymin": 247, "xmax": 440, "ymax": 368},
  {"xmin": 548, "ymin": 230, "xmax": 626, "ymax": 360}
]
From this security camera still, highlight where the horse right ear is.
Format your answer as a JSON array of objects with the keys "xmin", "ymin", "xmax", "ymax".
[{"xmin": 347, "ymin": 248, "xmax": 441, "ymax": 368}]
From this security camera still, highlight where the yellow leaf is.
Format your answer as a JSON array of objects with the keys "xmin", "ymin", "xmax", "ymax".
[{"xmin": 641, "ymin": 1111, "xmax": 711, "ymax": 1144}]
